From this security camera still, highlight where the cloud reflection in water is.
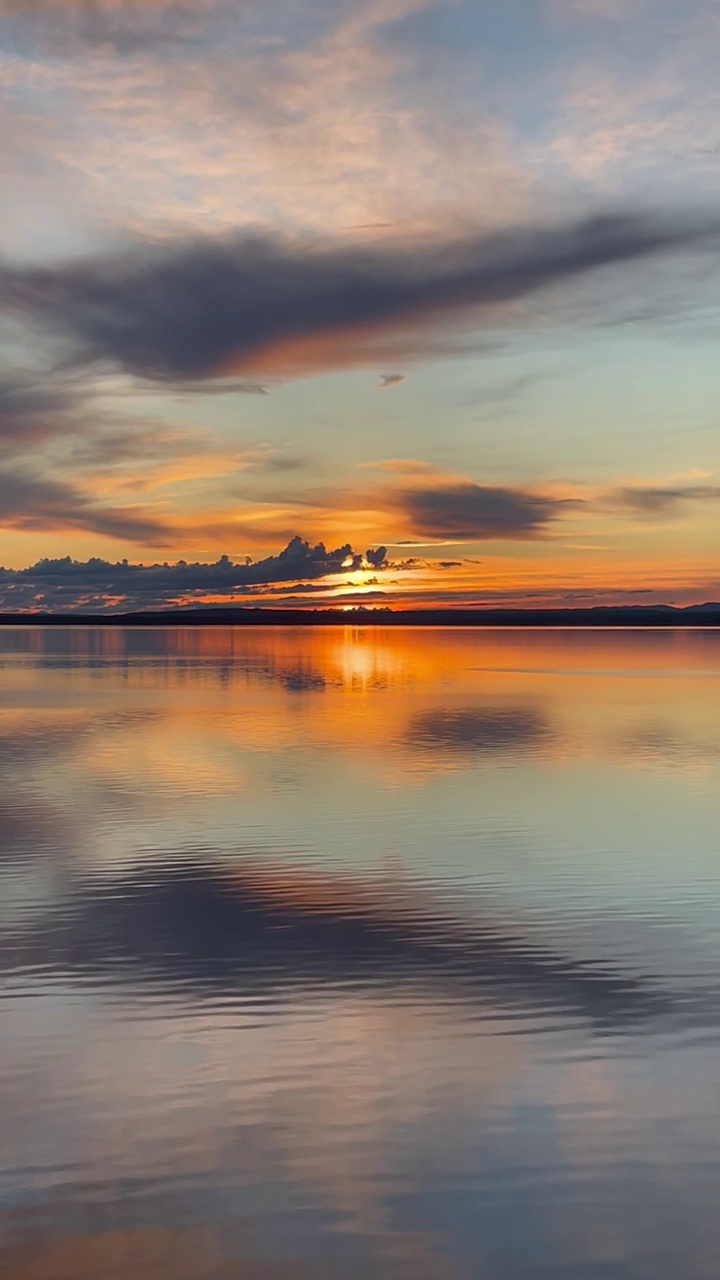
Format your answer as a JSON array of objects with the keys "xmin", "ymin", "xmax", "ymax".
[{"xmin": 1, "ymin": 627, "xmax": 720, "ymax": 1279}]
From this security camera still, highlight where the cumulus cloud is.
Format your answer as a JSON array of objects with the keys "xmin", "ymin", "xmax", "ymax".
[
  {"xmin": 365, "ymin": 545, "xmax": 387, "ymax": 568},
  {"xmin": 0, "ymin": 536, "xmax": 389, "ymax": 612},
  {"xmin": 2, "ymin": 211, "xmax": 718, "ymax": 383}
]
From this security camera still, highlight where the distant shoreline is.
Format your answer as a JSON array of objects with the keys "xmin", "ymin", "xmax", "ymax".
[{"xmin": 1, "ymin": 606, "xmax": 719, "ymax": 628}]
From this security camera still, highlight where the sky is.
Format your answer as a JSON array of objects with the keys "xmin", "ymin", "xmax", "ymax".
[{"xmin": 0, "ymin": 0, "xmax": 719, "ymax": 611}]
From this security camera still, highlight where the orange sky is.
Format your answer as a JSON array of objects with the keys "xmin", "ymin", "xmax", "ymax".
[{"xmin": 0, "ymin": 0, "xmax": 719, "ymax": 610}]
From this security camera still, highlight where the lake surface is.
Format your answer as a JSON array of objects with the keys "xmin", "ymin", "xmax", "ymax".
[{"xmin": 1, "ymin": 626, "xmax": 720, "ymax": 1280}]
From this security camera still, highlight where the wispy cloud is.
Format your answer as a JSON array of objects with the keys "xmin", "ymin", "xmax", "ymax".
[
  {"xmin": 364, "ymin": 458, "xmax": 438, "ymax": 474},
  {"xmin": 0, "ymin": 0, "xmax": 215, "ymax": 10},
  {"xmin": 607, "ymin": 482, "xmax": 720, "ymax": 514},
  {"xmin": 0, "ymin": 0, "xmax": 524, "ymax": 257},
  {"xmin": 0, "ymin": 372, "xmax": 81, "ymax": 446},
  {"xmin": 543, "ymin": 5, "xmax": 720, "ymax": 201},
  {"xmin": 0, "ymin": 465, "xmax": 175, "ymax": 544}
]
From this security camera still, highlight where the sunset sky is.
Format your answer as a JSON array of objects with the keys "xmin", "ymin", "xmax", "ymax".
[{"xmin": 1, "ymin": 0, "xmax": 719, "ymax": 611}]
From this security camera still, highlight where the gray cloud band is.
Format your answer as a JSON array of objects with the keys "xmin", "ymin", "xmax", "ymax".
[
  {"xmin": 396, "ymin": 482, "xmax": 566, "ymax": 540},
  {"xmin": 1, "ymin": 212, "xmax": 717, "ymax": 383}
]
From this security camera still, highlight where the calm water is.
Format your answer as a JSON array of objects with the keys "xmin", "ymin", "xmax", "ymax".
[{"xmin": 1, "ymin": 626, "xmax": 720, "ymax": 1280}]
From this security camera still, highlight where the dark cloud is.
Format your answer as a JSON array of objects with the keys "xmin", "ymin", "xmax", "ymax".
[
  {"xmin": 0, "ymin": 466, "xmax": 173, "ymax": 544},
  {"xmin": 1, "ymin": 212, "xmax": 718, "ymax": 383},
  {"xmin": 0, "ymin": 536, "xmax": 361, "ymax": 612},
  {"xmin": 405, "ymin": 706, "xmax": 554, "ymax": 756},
  {"xmin": 0, "ymin": 360, "xmax": 269, "ymax": 475},
  {"xmin": 610, "ymin": 483, "xmax": 720, "ymax": 513},
  {"xmin": 365, "ymin": 545, "xmax": 387, "ymax": 568},
  {"xmin": 398, "ymin": 481, "xmax": 566, "ymax": 541},
  {"xmin": 0, "ymin": 372, "xmax": 80, "ymax": 448}
]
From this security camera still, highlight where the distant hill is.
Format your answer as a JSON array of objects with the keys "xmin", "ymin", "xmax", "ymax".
[{"xmin": 1, "ymin": 603, "xmax": 719, "ymax": 627}]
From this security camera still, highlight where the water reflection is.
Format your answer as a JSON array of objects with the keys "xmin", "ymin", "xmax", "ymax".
[
  {"xmin": 1, "ymin": 627, "xmax": 720, "ymax": 1279},
  {"xmin": 1, "ymin": 855, "xmax": 672, "ymax": 1031},
  {"xmin": 405, "ymin": 706, "xmax": 553, "ymax": 755}
]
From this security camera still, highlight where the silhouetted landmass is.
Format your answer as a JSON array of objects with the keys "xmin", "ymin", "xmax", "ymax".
[{"xmin": 0, "ymin": 604, "xmax": 719, "ymax": 626}]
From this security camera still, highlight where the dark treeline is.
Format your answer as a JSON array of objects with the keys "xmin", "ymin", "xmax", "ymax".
[{"xmin": 1, "ymin": 605, "xmax": 719, "ymax": 627}]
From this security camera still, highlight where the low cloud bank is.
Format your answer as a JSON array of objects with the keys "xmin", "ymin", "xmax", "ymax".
[{"xmin": 0, "ymin": 536, "xmax": 389, "ymax": 612}]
